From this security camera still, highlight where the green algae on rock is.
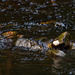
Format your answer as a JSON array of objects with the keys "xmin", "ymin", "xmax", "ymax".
[
  {"xmin": 2, "ymin": 31, "xmax": 18, "ymax": 38},
  {"xmin": 47, "ymin": 32, "xmax": 72, "ymax": 49},
  {"xmin": 55, "ymin": 32, "xmax": 71, "ymax": 45}
]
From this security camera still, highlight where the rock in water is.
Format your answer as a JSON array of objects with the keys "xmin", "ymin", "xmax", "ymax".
[
  {"xmin": 47, "ymin": 32, "xmax": 72, "ymax": 49},
  {"xmin": 54, "ymin": 32, "xmax": 71, "ymax": 45},
  {"xmin": 54, "ymin": 22, "xmax": 65, "ymax": 27},
  {"xmin": 2, "ymin": 31, "xmax": 17, "ymax": 38},
  {"xmin": 15, "ymin": 38, "xmax": 42, "ymax": 50},
  {"xmin": 47, "ymin": 50, "xmax": 66, "ymax": 57}
]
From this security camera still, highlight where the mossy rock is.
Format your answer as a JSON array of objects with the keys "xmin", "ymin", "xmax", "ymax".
[
  {"xmin": 47, "ymin": 32, "xmax": 72, "ymax": 49},
  {"xmin": 2, "ymin": 31, "xmax": 18, "ymax": 38},
  {"xmin": 55, "ymin": 32, "xmax": 72, "ymax": 46},
  {"xmin": 47, "ymin": 50, "xmax": 66, "ymax": 57}
]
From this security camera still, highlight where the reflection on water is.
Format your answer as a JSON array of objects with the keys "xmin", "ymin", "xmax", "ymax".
[
  {"xmin": 0, "ymin": 50, "xmax": 75, "ymax": 75},
  {"xmin": 0, "ymin": 0, "xmax": 75, "ymax": 75}
]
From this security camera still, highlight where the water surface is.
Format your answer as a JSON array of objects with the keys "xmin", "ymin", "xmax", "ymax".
[{"xmin": 0, "ymin": 0, "xmax": 75, "ymax": 75}]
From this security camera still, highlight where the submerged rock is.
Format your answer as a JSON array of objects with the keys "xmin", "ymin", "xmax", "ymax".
[
  {"xmin": 54, "ymin": 22, "xmax": 65, "ymax": 27},
  {"xmin": 47, "ymin": 50, "xmax": 66, "ymax": 57}
]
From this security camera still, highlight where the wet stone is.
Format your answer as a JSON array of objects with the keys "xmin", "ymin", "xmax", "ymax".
[
  {"xmin": 47, "ymin": 32, "xmax": 72, "ymax": 50},
  {"xmin": 47, "ymin": 50, "xmax": 66, "ymax": 57},
  {"xmin": 2, "ymin": 31, "xmax": 18, "ymax": 38},
  {"xmin": 15, "ymin": 38, "xmax": 42, "ymax": 50},
  {"xmin": 56, "ymin": 32, "xmax": 71, "ymax": 44}
]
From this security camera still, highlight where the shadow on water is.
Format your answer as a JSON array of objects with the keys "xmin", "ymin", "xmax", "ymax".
[{"xmin": 0, "ymin": 0, "xmax": 75, "ymax": 75}]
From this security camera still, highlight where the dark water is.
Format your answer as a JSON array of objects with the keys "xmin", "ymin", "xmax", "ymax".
[{"xmin": 0, "ymin": 0, "xmax": 75, "ymax": 75}]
